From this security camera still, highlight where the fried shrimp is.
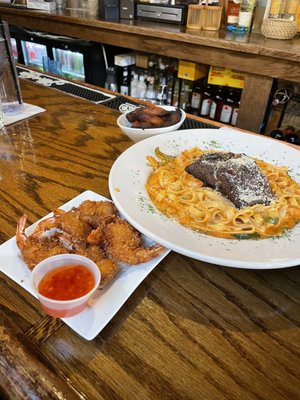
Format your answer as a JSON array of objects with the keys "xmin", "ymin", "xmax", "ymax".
[
  {"xmin": 103, "ymin": 219, "xmax": 164, "ymax": 264},
  {"xmin": 76, "ymin": 200, "xmax": 118, "ymax": 228},
  {"xmin": 52, "ymin": 208, "xmax": 92, "ymax": 243},
  {"xmin": 16, "ymin": 200, "xmax": 164, "ymax": 287},
  {"xmin": 16, "ymin": 215, "xmax": 66, "ymax": 270},
  {"xmin": 66, "ymin": 240, "xmax": 120, "ymax": 288}
]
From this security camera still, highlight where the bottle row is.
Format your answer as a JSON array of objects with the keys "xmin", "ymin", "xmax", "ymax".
[{"xmin": 111, "ymin": 65, "xmax": 242, "ymax": 126}]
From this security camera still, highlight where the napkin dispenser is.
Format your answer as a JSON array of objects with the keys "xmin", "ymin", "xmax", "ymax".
[{"xmin": 136, "ymin": 2, "xmax": 188, "ymax": 24}]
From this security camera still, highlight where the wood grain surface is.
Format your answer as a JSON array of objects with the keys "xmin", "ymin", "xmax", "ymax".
[{"xmin": 0, "ymin": 79, "xmax": 299, "ymax": 400}]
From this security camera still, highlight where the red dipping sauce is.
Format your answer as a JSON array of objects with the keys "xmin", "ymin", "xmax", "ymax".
[{"xmin": 38, "ymin": 264, "xmax": 95, "ymax": 301}]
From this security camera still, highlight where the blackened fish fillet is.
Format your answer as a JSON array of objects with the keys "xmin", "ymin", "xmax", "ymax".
[{"xmin": 185, "ymin": 152, "xmax": 275, "ymax": 208}]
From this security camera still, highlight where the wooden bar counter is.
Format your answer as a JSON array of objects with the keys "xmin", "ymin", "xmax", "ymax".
[
  {"xmin": 0, "ymin": 78, "xmax": 299, "ymax": 400},
  {"xmin": 1, "ymin": 5, "xmax": 300, "ymax": 133}
]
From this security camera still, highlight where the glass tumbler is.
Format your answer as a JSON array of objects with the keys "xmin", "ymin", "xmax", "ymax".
[
  {"xmin": 0, "ymin": 97, "xmax": 4, "ymax": 130},
  {"xmin": 0, "ymin": 22, "xmax": 24, "ymax": 116}
]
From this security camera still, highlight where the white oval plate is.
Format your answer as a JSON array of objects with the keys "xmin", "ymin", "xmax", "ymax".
[{"xmin": 109, "ymin": 128, "xmax": 300, "ymax": 270}]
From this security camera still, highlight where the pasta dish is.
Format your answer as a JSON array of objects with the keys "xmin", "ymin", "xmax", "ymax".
[{"xmin": 145, "ymin": 147, "xmax": 300, "ymax": 239}]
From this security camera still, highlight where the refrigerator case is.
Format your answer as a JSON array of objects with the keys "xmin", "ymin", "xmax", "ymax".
[{"xmin": 9, "ymin": 26, "xmax": 125, "ymax": 87}]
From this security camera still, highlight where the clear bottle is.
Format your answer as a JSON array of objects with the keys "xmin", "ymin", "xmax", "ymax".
[
  {"xmin": 145, "ymin": 77, "xmax": 157, "ymax": 103},
  {"xmin": 104, "ymin": 67, "xmax": 118, "ymax": 92},
  {"xmin": 137, "ymin": 75, "xmax": 147, "ymax": 99},
  {"xmin": 157, "ymin": 77, "xmax": 168, "ymax": 105},
  {"xmin": 180, "ymin": 80, "xmax": 193, "ymax": 111},
  {"xmin": 0, "ymin": 97, "xmax": 4, "ymax": 130},
  {"xmin": 172, "ymin": 78, "xmax": 181, "ymax": 107},
  {"xmin": 130, "ymin": 74, "xmax": 139, "ymax": 98}
]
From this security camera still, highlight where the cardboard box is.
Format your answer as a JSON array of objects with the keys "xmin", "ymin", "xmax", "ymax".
[
  {"xmin": 134, "ymin": 53, "xmax": 150, "ymax": 69},
  {"xmin": 177, "ymin": 60, "xmax": 208, "ymax": 81},
  {"xmin": 207, "ymin": 66, "xmax": 245, "ymax": 89}
]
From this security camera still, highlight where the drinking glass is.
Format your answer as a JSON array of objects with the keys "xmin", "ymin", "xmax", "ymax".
[
  {"xmin": 0, "ymin": 22, "xmax": 24, "ymax": 116},
  {"xmin": 0, "ymin": 97, "xmax": 4, "ymax": 130}
]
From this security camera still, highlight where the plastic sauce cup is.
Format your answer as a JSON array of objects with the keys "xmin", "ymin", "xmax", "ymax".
[{"xmin": 31, "ymin": 254, "xmax": 101, "ymax": 318}]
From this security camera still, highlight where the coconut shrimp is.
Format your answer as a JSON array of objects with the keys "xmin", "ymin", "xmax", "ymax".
[
  {"xmin": 76, "ymin": 200, "xmax": 118, "ymax": 228},
  {"xmin": 61, "ymin": 235, "xmax": 120, "ymax": 288},
  {"xmin": 16, "ymin": 215, "xmax": 67, "ymax": 270},
  {"xmin": 103, "ymin": 218, "xmax": 164, "ymax": 265}
]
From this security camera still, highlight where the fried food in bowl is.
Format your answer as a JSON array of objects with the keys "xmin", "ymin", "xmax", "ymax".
[{"xmin": 117, "ymin": 105, "xmax": 186, "ymax": 142}]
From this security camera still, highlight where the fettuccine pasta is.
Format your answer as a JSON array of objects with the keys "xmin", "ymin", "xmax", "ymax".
[{"xmin": 145, "ymin": 147, "xmax": 300, "ymax": 239}]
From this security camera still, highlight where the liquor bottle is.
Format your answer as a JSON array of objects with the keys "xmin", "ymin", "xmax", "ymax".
[
  {"xmin": 172, "ymin": 78, "xmax": 181, "ymax": 107},
  {"xmin": 270, "ymin": 129, "xmax": 285, "ymax": 140},
  {"xmin": 200, "ymin": 84, "xmax": 213, "ymax": 117},
  {"xmin": 157, "ymin": 76, "xmax": 168, "ymax": 105},
  {"xmin": 237, "ymin": 0, "xmax": 257, "ymax": 31},
  {"xmin": 145, "ymin": 76, "xmax": 157, "ymax": 103},
  {"xmin": 130, "ymin": 74, "xmax": 139, "ymax": 98},
  {"xmin": 104, "ymin": 67, "xmax": 118, "ymax": 92},
  {"xmin": 230, "ymin": 90, "xmax": 241, "ymax": 126},
  {"xmin": 226, "ymin": 0, "xmax": 242, "ymax": 30},
  {"xmin": 180, "ymin": 80, "xmax": 193, "ymax": 111},
  {"xmin": 137, "ymin": 75, "xmax": 147, "ymax": 99},
  {"xmin": 190, "ymin": 79, "xmax": 203, "ymax": 115},
  {"xmin": 285, "ymin": 132, "xmax": 300, "ymax": 145},
  {"xmin": 166, "ymin": 74, "xmax": 174, "ymax": 106},
  {"xmin": 209, "ymin": 86, "xmax": 224, "ymax": 121},
  {"xmin": 220, "ymin": 89, "xmax": 234, "ymax": 124},
  {"xmin": 119, "ymin": 66, "xmax": 130, "ymax": 95}
]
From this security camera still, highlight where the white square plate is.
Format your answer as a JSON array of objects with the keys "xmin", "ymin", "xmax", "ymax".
[{"xmin": 0, "ymin": 190, "xmax": 170, "ymax": 340}]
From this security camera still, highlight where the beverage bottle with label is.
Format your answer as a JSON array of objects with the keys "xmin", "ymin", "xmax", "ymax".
[
  {"xmin": 209, "ymin": 86, "xmax": 224, "ymax": 121},
  {"xmin": 237, "ymin": 0, "xmax": 257, "ymax": 32},
  {"xmin": 172, "ymin": 78, "xmax": 181, "ymax": 107},
  {"xmin": 230, "ymin": 91, "xmax": 241, "ymax": 126},
  {"xmin": 180, "ymin": 80, "xmax": 193, "ymax": 111},
  {"xmin": 226, "ymin": 0, "xmax": 242, "ymax": 30},
  {"xmin": 220, "ymin": 89, "xmax": 234, "ymax": 124},
  {"xmin": 119, "ymin": 66, "xmax": 130, "ymax": 96},
  {"xmin": 200, "ymin": 84, "xmax": 213, "ymax": 117},
  {"xmin": 190, "ymin": 79, "xmax": 203, "ymax": 115},
  {"xmin": 166, "ymin": 74, "xmax": 174, "ymax": 105},
  {"xmin": 157, "ymin": 76, "xmax": 168, "ymax": 105}
]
